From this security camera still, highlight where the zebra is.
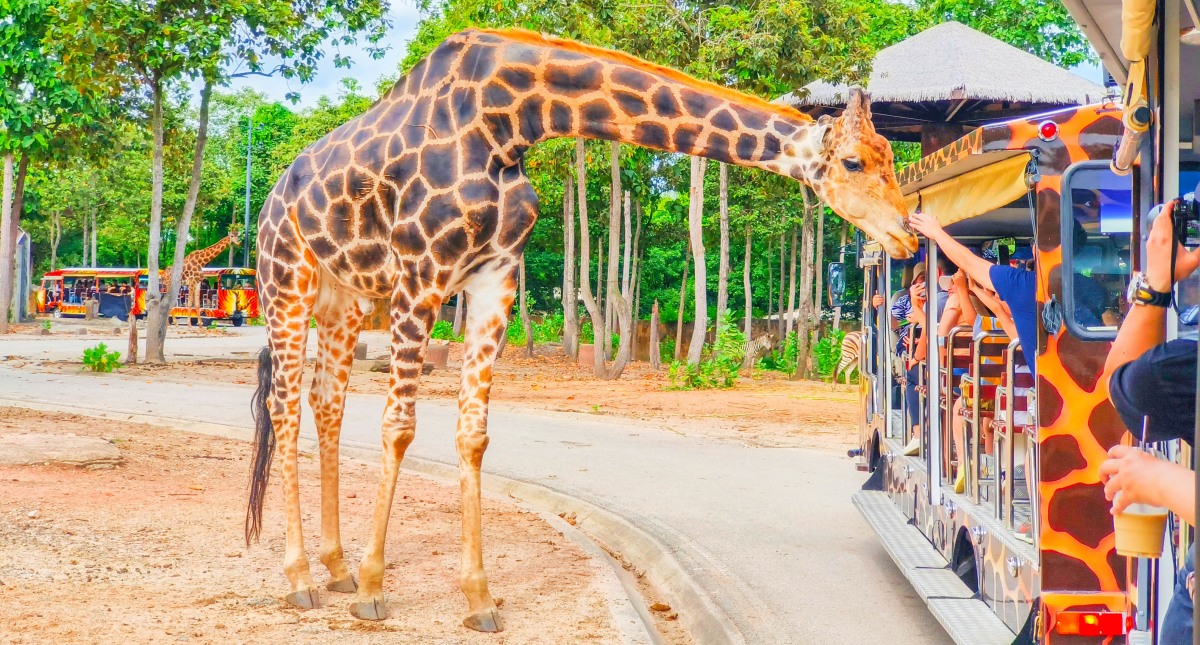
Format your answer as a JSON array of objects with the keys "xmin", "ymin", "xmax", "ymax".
[
  {"xmin": 741, "ymin": 333, "xmax": 778, "ymax": 370},
  {"xmin": 835, "ymin": 331, "xmax": 864, "ymax": 384}
]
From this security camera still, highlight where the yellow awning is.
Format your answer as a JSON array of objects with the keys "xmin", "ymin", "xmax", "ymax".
[
  {"xmin": 1121, "ymin": 0, "xmax": 1156, "ymax": 62},
  {"xmin": 903, "ymin": 153, "xmax": 1032, "ymax": 227}
]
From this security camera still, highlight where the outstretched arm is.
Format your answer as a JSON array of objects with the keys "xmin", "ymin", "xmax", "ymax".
[{"xmin": 909, "ymin": 212, "xmax": 996, "ymax": 291}]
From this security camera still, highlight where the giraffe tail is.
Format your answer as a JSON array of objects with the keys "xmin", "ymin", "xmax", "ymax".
[{"xmin": 245, "ymin": 346, "xmax": 275, "ymax": 546}]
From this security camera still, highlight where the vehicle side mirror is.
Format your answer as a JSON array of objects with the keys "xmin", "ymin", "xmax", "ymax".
[{"xmin": 827, "ymin": 262, "xmax": 847, "ymax": 307}]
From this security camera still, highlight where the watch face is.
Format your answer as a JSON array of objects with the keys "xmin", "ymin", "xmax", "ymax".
[{"xmin": 1126, "ymin": 274, "xmax": 1144, "ymax": 303}]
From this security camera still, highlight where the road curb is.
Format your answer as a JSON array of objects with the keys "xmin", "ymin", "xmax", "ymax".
[{"xmin": 0, "ymin": 397, "xmax": 743, "ymax": 644}]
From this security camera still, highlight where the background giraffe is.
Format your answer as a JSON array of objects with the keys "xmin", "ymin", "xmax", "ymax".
[
  {"xmin": 163, "ymin": 229, "xmax": 241, "ymax": 309},
  {"xmin": 245, "ymin": 27, "xmax": 917, "ymax": 632}
]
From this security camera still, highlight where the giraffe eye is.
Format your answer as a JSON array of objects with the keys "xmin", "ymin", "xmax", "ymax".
[{"xmin": 842, "ymin": 158, "xmax": 863, "ymax": 172}]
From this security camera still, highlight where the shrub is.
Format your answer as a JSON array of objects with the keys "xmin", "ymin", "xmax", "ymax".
[
  {"xmin": 532, "ymin": 313, "xmax": 564, "ymax": 343},
  {"xmin": 813, "ymin": 329, "xmax": 847, "ymax": 381},
  {"xmin": 667, "ymin": 313, "xmax": 743, "ymax": 390},
  {"xmin": 41, "ymin": 320, "xmax": 52, "ymax": 331},
  {"xmin": 430, "ymin": 320, "xmax": 463, "ymax": 342},
  {"xmin": 82, "ymin": 343, "xmax": 122, "ymax": 373},
  {"xmin": 757, "ymin": 331, "xmax": 799, "ymax": 375}
]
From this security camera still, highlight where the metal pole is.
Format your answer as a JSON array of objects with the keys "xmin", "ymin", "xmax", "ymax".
[
  {"xmin": 1194, "ymin": 335, "xmax": 1199, "ymax": 645},
  {"xmin": 242, "ymin": 112, "xmax": 253, "ymax": 268}
]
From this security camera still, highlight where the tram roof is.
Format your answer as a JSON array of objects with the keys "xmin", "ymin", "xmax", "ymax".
[
  {"xmin": 1060, "ymin": 0, "xmax": 1129, "ymax": 84},
  {"xmin": 897, "ymin": 104, "xmax": 1115, "ymax": 238}
]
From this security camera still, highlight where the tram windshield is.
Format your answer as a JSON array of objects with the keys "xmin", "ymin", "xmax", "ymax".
[{"xmin": 1062, "ymin": 163, "xmax": 1134, "ymax": 338}]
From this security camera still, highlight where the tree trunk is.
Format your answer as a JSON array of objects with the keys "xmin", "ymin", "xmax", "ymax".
[
  {"xmin": 90, "ymin": 206, "xmax": 98, "ymax": 268},
  {"xmin": 649, "ymin": 299, "xmax": 661, "ymax": 370},
  {"xmin": 602, "ymin": 141, "xmax": 633, "ymax": 376},
  {"xmin": 675, "ymin": 246, "xmax": 689, "ymax": 362},
  {"xmin": 686, "ymin": 156, "xmax": 708, "ymax": 365},
  {"xmin": 597, "ymin": 234, "xmax": 607, "ymax": 358},
  {"xmin": 766, "ymin": 237, "xmax": 773, "ymax": 328},
  {"xmin": 813, "ymin": 200, "xmax": 826, "ymax": 327},
  {"xmin": 519, "ymin": 256, "xmax": 533, "ymax": 357},
  {"xmin": 81, "ymin": 211, "xmax": 89, "ymax": 267},
  {"xmin": 452, "ymin": 293, "xmax": 465, "ymax": 337},
  {"xmin": 0, "ymin": 153, "xmax": 12, "ymax": 333},
  {"xmin": 777, "ymin": 231, "xmax": 787, "ymax": 339},
  {"xmin": 621, "ymin": 191, "xmax": 632, "ymax": 301},
  {"xmin": 562, "ymin": 172, "xmax": 578, "ymax": 358},
  {"xmin": 785, "ymin": 224, "xmax": 798, "ymax": 340},
  {"xmin": 143, "ymin": 77, "xmax": 169, "ymax": 362},
  {"xmin": 51, "ymin": 212, "xmax": 62, "ymax": 270},
  {"xmin": 716, "ymin": 162, "xmax": 730, "ymax": 336},
  {"xmin": 576, "ymin": 138, "xmax": 612, "ymax": 379},
  {"xmin": 833, "ymin": 219, "xmax": 849, "ymax": 331},
  {"xmin": 742, "ymin": 223, "xmax": 752, "ymax": 339},
  {"xmin": 794, "ymin": 190, "xmax": 818, "ymax": 380},
  {"xmin": 629, "ymin": 202, "xmax": 643, "ymax": 362}
]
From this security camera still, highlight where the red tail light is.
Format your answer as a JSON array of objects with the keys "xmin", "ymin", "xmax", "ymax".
[
  {"xmin": 1038, "ymin": 120, "xmax": 1059, "ymax": 141},
  {"xmin": 1054, "ymin": 611, "xmax": 1131, "ymax": 636}
]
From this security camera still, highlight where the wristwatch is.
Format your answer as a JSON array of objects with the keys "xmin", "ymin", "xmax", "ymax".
[{"xmin": 1126, "ymin": 272, "xmax": 1172, "ymax": 307}]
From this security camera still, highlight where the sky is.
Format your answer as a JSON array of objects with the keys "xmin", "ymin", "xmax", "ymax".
[
  {"xmin": 223, "ymin": 6, "xmax": 422, "ymax": 109},
  {"xmin": 224, "ymin": 9, "xmax": 1110, "ymax": 109}
]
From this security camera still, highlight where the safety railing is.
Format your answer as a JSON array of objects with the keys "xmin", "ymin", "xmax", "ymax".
[
  {"xmin": 993, "ymin": 340, "xmax": 1037, "ymax": 540},
  {"xmin": 940, "ymin": 325, "xmax": 974, "ymax": 485},
  {"xmin": 962, "ymin": 330, "xmax": 1009, "ymax": 504}
]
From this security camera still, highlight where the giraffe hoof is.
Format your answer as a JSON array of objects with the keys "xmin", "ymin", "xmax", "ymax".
[
  {"xmin": 284, "ymin": 589, "xmax": 320, "ymax": 610},
  {"xmin": 327, "ymin": 576, "xmax": 358, "ymax": 593},
  {"xmin": 349, "ymin": 598, "xmax": 388, "ymax": 621},
  {"xmin": 463, "ymin": 608, "xmax": 504, "ymax": 633}
]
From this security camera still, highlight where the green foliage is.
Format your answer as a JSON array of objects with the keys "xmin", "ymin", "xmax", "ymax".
[
  {"xmin": 533, "ymin": 313, "xmax": 564, "ymax": 343},
  {"xmin": 667, "ymin": 313, "xmax": 744, "ymax": 390},
  {"xmin": 430, "ymin": 320, "xmax": 464, "ymax": 342},
  {"xmin": 41, "ymin": 320, "xmax": 52, "ymax": 331},
  {"xmin": 82, "ymin": 343, "xmax": 122, "ymax": 373},
  {"xmin": 659, "ymin": 338, "xmax": 676, "ymax": 363},
  {"xmin": 813, "ymin": 329, "xmax": 847, "ymax": 381},
  {"xmin": 758, "ymin": 331, "xmax": 800, "ymax": 375}
]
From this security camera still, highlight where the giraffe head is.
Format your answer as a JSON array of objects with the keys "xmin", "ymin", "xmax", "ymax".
[
  {"xmin": 227, "ymin": 226, "xmax": 243, "ymax": 247},
  {"xmin": 791, "ymin": 89, "xmax": 917, "ymax": 259}
]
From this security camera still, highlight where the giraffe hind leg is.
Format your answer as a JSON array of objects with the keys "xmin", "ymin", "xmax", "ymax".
[
  {"xmin": 309, "ymin": 277, "xmax": 367, "ymax": 593},
  {"xmin": 456, "ymin": 262, "xmax": 518, "ymax": 633},
  {"xmin": 253, "ymin": 221, "xmax": 321, "ymax": 609}
]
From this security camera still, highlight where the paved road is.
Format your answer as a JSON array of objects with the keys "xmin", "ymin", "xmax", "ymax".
[{"xmin": 0, "ymin": 335, "xmax": 950, "ymax": 644}]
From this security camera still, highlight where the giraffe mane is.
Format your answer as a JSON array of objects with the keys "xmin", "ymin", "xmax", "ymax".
[{"xmin": 478, "ymin": 28, "xmax": 815, "ymax": 126}]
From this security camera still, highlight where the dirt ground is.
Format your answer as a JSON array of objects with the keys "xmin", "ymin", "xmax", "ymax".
[
  {"xmin": 75, "ymin": 342, "xmax": 862, "ymax": 454},
  {"xmin": 0, "ymin": 408, "xmax": 631, "ymax": 645}
]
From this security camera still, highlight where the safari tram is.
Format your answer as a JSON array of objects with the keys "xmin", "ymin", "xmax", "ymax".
[
  {"xmin": 36, "ymin": 267, "xmax": 259, "ymax": 326},
  {"xmin": 842, "ymin": 98, "xmax": 1183, "ymax": 644}
]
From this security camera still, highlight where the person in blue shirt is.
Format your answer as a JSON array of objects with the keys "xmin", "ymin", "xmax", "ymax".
[{"xmin": 908, "ymin": 212, "xmax": 1038, "ymax": 376}]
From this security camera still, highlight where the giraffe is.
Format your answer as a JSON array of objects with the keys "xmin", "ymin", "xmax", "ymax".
[
  {"xmin": 244, "ymin": 27, "xmax": 918, "ymax": 632},
  {"xmin": 163, "ymin": 229, "xmax": 242, "ymax": 309}
]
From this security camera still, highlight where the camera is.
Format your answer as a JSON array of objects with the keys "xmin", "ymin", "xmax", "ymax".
[{"xmin": 1172, "ymin": 181, "xmax": 1200, "ymax": 246}]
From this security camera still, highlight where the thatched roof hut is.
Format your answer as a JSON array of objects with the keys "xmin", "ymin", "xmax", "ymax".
[{"xmin": 777, "ymin": 21, "xmax": 1108, "ymax": 152}]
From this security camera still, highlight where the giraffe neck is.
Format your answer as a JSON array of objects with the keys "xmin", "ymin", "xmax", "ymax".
[
  {"xmin": 189, "ymin": 238, "xmax": 233, "ymax": 268},
  {"xmin": 391, "ymin": 29, "xmax": 824, "ymax": 181}
]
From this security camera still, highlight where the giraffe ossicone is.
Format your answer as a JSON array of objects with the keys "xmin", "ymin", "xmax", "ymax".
[{"xmin": 245, "ymin": 27, "xmax": 915, "ymax": 632}]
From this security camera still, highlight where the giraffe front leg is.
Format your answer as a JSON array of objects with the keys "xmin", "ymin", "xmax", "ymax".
[
  {"xmin": 457, "ymin": 265, "xmax": 518, "ymax": 633},
  {"xmin": 349, "ymin": 296, "xmax": 439, "ymax": 621},
  {"xmin": 310, "ymin": 291, "xmax": 366, "ymax": 594}
]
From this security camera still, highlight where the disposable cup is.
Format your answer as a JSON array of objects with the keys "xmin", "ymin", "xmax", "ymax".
[{"xmin": 1114, "ymin": 502, "xmax": 1169, "ymax": 559}]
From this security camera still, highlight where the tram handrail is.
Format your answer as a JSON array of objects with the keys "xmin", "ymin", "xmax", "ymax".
[
  {"xmin": 967, "ymin": 330, "xmax": 1008, "ymax": 504},
  {"xmin": 941, "ymin": 325, "xmax": 973, "ymax": 485}
]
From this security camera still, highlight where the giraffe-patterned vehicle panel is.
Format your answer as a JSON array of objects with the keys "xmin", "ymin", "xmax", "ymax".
[{"xmin": 860, "ymin": 103, "xmax": 1135, "ymax": 644}]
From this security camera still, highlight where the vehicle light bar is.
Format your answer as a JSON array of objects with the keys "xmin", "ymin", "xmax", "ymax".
[{"xmin": 1054, "ymin": 610, "xmax": 1131, "ymax": 636}]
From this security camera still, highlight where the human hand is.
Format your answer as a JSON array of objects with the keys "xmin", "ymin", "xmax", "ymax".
[
  {"xmin": 1146, "ymin": 201, "xmax": 1200, "ymax": 291},
  {"xmin": 908, "ymin": 212, "xmax": 944, "ymax": 240},
  {"xmin": 952, "ymin": 270, "xmax": 968, "ymax": 292},
  {"xmin": 1099, "ymin": 445, "xmax": 1170, "ymax": 514},
  {"xmin": 872, "ymin": 294, "xmax": 885, "ymax": 308},
  {"xmin": 909, "ymin": 280, "xmax": 927, "ymax": 302}
]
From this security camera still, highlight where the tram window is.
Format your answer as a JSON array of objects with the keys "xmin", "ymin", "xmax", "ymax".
[
  {"xmin": 1061, "ymin": 162, "xmax": 1133, "ymax": 340},
  {"xmin": 220, "ymin": 273, "xmax": 256, "ymax": 290}
]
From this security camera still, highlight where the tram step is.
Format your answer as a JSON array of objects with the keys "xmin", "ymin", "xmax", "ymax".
[{"xmin": 853, "ymin": 491, "xmax": 1016, "ymax": 645}]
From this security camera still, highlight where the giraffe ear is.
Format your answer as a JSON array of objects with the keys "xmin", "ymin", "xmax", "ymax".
[{"xmin": 809, "ymin": 119, "xmax": 834, "ymax": 153}]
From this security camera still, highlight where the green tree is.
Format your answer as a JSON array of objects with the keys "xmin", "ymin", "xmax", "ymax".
[{"xmin": 51, "ymin": 0, "xmax": 389, "ymax": 362}]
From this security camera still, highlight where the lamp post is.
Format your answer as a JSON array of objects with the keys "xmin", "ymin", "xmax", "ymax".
[{"xmin": 242, "ymin": 112, "xmax": 254, "ymax": 268}]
